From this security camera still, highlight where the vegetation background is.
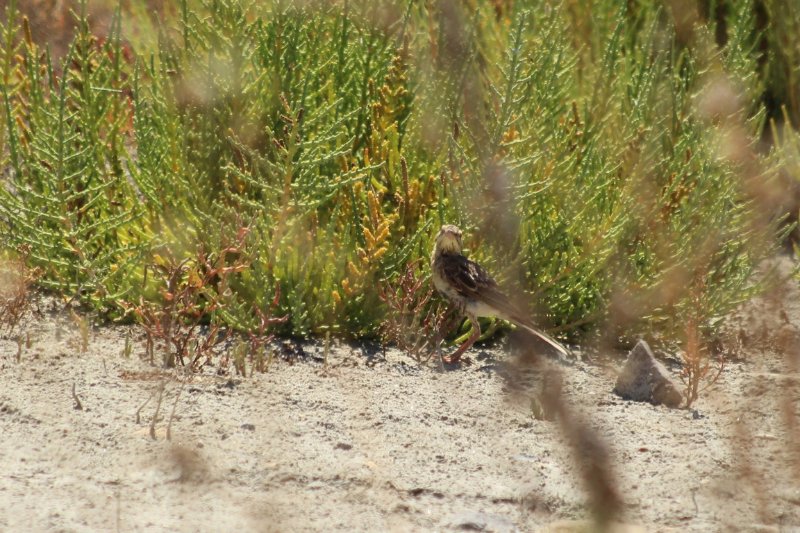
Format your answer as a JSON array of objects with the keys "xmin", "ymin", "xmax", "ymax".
[
  {"xmin": 2, "ymin": 3, "xmax": 800, "ymax": 530},
  {"xmin": 1, "ymin": 0, "xmax": 798, "ymax": 369}
]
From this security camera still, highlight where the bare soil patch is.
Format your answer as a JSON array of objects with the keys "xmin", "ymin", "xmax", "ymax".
[{"xmin": 1, "ymin": 263, "xmax": 799, "ymax": 532}]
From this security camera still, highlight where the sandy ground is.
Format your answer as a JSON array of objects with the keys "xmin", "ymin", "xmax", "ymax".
[{"xmin": 2, "ymin": 264, "xmax": 800, "ymax": 532}]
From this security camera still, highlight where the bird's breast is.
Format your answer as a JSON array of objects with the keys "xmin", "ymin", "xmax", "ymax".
[{"xmin": 431, "ymin": 268, "xmax": 452, "ymax": 296}]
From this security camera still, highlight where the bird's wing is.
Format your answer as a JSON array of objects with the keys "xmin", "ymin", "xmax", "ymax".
[
  {"xmin": 439, "ymin": 253, "xmax": 496, "ymax": 295},
  {"xmin": 439, "ymin": 253, "xmax": 524, "ymax": 317}
]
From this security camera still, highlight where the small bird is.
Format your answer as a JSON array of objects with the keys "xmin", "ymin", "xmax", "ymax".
[{"xmin": 430, "ymin": 224, "xmax": 570, "ymax": 363}]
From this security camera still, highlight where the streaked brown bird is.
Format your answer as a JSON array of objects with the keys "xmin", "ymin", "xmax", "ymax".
[{"xmin": 430, "ymin": 224, "xmax": 570, "ymax": 363}]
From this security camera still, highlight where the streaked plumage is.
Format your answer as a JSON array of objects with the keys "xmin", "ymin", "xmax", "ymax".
[{"xmin": 431, "ymin": 224, "xmax": 570, "ymax": 363}]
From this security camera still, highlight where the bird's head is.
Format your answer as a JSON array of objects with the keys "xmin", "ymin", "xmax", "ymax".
[{"xmin": 434, "ymin": 224, "xmax": 463, "ymax": 254}]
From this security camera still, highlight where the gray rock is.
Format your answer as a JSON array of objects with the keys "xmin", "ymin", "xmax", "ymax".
[{"xmin": 613, "ymin": 340, "xmax": 682, "ymax": 408}]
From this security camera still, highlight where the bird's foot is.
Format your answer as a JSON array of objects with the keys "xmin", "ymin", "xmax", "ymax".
[{"xmin": 442, "ymin": 353, "xmax": 473, "ymax": 366}]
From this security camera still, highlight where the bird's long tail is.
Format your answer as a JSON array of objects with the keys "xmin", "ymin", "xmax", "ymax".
[{"xmin": 509, "ymin": 318, "xmax": 571, "ymax": 359}]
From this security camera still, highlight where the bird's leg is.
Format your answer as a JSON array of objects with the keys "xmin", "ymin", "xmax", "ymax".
[{"xmin": 444, "ymin": 314, "xmax": 481, "ymax": 364}]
